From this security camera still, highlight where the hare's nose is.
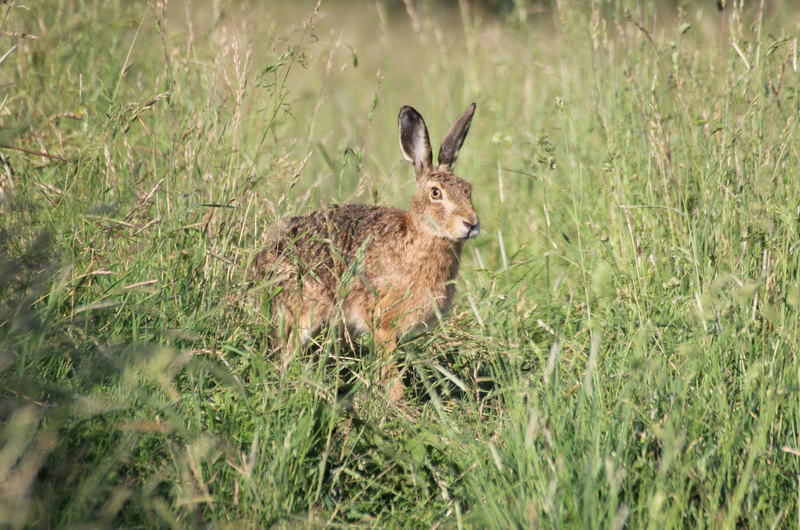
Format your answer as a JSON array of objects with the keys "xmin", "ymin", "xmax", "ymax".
[{"xmin": 463, "ymin": 220, "xmax": 480, "ymax": 238}]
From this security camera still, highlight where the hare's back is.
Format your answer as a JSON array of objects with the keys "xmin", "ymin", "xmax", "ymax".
[{"xmin": 259, "ymin": 203, "xmax": 407, "ymax": 274}]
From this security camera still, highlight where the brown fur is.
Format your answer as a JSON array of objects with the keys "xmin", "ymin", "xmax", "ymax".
[{"xmin": 252, "ymin": 104, "xmax": 479, "ymax": 401}]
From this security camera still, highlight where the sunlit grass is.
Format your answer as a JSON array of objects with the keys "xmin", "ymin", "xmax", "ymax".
[{"xmin": 1, "ymin": 0, "xmax": 799, "ymax": 528}]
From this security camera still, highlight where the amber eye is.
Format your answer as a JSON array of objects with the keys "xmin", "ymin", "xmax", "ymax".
[{"xmin": 430, "ymin": 187, "xmax": 442, "ymax": 200}]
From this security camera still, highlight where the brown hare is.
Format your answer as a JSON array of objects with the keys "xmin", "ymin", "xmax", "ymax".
[{"xmin": 252, "ymin": 103, "xmax": 479, "ymax": 401}]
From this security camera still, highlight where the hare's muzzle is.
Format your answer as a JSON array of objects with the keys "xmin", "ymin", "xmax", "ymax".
[{"xmin": 462, "ymin": 218, "xmax": 480, "ymax": 239}]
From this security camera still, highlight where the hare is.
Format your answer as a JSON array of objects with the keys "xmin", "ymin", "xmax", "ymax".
[{"xmin": 252, "ymin": 103, "xmax": 479, "ymax": 401}]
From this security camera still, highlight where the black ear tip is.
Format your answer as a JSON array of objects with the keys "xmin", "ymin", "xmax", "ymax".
[
  {"xmin": 399, "ymin": 105, "xmax": 420, "ymax": 120},
  {"xmin": 467, "ymin": 102, "xmax": 477, "ymax": 115},
  {"xmin": 399, "ymin": 106, "xmax": 427, "ymax": 133}
]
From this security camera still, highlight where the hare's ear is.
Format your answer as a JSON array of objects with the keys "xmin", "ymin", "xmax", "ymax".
[
  {"xmin": 438, "ymin": 103, "xmax": 476, "ymax": 171},
  {"xmin": 399, "ymin": 106, "xmax": 432, "ymax": 177}
]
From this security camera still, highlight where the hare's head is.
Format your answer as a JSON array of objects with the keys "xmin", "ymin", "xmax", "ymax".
[{"xmin": 399, "ymin": 104, "xmax": 480, "ymax": 242}]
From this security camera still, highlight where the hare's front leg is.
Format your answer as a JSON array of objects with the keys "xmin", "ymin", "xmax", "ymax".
[{"xmin": 375, "ymin": 327, "xmax": 404, "ymax": 402}]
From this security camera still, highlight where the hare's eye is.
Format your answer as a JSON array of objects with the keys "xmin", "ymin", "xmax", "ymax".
[{"xmin": 430, "ymin": 187, "xmax": 442, "ymax": 200}]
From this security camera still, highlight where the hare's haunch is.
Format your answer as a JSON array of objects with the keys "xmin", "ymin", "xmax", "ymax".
[{"xmin": 253, "ymin": 104, "xmax": 479, "ymax": 401}]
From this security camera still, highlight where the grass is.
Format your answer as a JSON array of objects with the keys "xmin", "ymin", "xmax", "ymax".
[{"xmin": 1, "ymin": 0, "xmax": 799, "ymax": 527}]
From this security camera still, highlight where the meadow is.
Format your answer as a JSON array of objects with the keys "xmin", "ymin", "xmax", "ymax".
[{"xmin": 1, "ymin": 0, "xmax": 799, "ymax": 527}]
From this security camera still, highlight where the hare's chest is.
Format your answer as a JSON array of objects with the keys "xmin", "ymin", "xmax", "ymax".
[{"xmin": 397, "ymin": 275, "xmax": 458, "ymax": 335}]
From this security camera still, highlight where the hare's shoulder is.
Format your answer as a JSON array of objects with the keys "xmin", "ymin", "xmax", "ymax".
[{"xmin": 339, "ymin": 204, "xmax": 410, "ymax": 241}]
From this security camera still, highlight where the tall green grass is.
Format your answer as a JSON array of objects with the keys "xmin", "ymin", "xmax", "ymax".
[{"xmin": 1, "ymin": 0, "xmax": 799, "ymax": 527}]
